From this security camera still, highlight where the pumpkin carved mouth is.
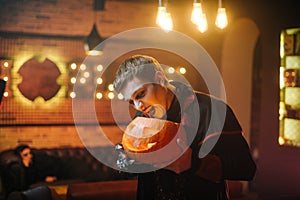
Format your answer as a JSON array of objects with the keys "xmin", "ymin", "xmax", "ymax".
[{"xmin": 122, "ymin": 117, "xmax": 179, "ymax": 153}]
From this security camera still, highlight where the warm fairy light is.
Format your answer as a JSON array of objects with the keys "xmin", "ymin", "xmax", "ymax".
[
  {"xmin": 179, "ymin": 67, "xmax": 186, "ymax": 74},
  {"xmin": 117, "ymin": 93, "xmax": 124, "ymax": 100},
  {"xmin": 3, "ymin": 61, "xmax": 9, "ymax": 68},
  {"xmin": 70, "ymin": 63, "xmax": 77, "ymax": 70},
  {"xmin": 80, "ymin": 64, "xmax": 87, "ymax": 71},
  {"xmin": 107, "ymin": 92, "xmax": 114, "ymax": 99},
  {"xmin": 96, "ymin": 64, "xmax": 103, "ymax": 72},
  {"xmin": 70, "ymin": 92, "xmax": 76, "ymax": 98},
  {"xmin": 70, "ymin": 77, "xmax": 76, "ymax": 84},
  {"xmin": 80, "ymin": 77, "xmax": 86, "ymax": 84},
  {"xmin": 96, "ymin": 77, "xmax": 103, "ymax": 84},
  {"xmin": 96, "ymin": 92, "xmax": 103, "ymax": 99},
  {"xmin": 108, "ymin": 84, "xmax": 114, "ymax": 91},
  {"xmin": 83, "ymin": 71, "xmax": 90, "ymax": 78},
  {"xmin": 167, "ymin": 67, "xmax": 175, "ymax": 74},
  {"xmin": 3, "ymin": 92, "xmax": 8, "ymax": 97},
  {"xmin": 3, "ymin": 76, "xmax": 8, "ymax": 81}
]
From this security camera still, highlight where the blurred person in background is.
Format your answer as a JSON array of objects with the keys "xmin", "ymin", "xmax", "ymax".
[{"xmin": 14, "ymin": 144, "xmax": 61, "ymax": 189}]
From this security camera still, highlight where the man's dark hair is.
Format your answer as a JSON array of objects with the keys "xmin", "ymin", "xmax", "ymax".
[{"xmin": 14, "ymin": 144, "xmax": 30, "ymax": 156}]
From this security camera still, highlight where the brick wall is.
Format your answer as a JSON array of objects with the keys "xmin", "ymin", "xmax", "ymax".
[
  {"xmin": 0, "ymin": 0, "xmax": 156, "ymax": 37},
  {"xmin": 0, "ymin": 0, "xmax": 215, "ymax": 152},
  {"xmin": 0, "ymin": 0, "xmax": 156, "ymax": 151},
  {"xmin": 0, "ymin": 124, "xmax": 125, "ymax": 152}
]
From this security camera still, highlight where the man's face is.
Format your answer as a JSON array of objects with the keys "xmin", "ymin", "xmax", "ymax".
[
  {"xmin": 21, "ymin": 148, "xmax": 33, "ymax": 166},
  {"xmin": 120, "ymin": 77, "xmax": 169, "ymax": 118}
]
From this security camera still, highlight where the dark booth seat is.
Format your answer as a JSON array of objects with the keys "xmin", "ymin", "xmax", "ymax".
[
  {"xmin": 0, "ymin": 146, "xmax": 244, "ymax": 200},
  {"xmin": 0, "ymin": 146, "xmax": 134, "ymax": 199}
]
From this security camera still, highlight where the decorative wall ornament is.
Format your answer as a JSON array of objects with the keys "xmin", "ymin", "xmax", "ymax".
[{"xmin": 17, "ymin": 57, "xmax": 61, "ymax": 101}]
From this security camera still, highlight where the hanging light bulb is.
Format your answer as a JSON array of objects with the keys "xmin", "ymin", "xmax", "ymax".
[
  {"xmin": 162, "ymin": 12, "xmax": 173, "ymax": 32},
  {"xmin": 155, "ymin": 0, "xmax": 229, "ymax": 32},
  {"xmin": 156, "ymin": 6, "xmax": 167, "ymax": 26},
  {"xmin": 84, "ymin": 24, "xmax": 104, "ymax": 56},
  {"xmin": 156, "ymin": 0, "xmax": 173, "ymax": 32},
  {"xmin": 191, "ymin": 1, "xmax": 207, "ymax": 33},
  {"xmin": 84, "ymin": 0, "xmax": 106, "ymax": 56},
  {"xmin": 191, "ymin": 2, "xmax": 202, "ymax": 25},
  {"xmin": 156, "ymin": 0, "xmax": 166, "ymax": 26},
  {"xmin": 197, "ymin": 13, "xmax": 208, "ymax": 33},
  {"xmin": 215, "ymin": 0, "xmax": 228, "ymax": 29}
]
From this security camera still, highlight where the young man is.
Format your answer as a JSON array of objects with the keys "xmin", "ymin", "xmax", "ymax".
[
  {"xmin": 113, "ymin": 55, "xmax": 256, "ymax": 200},
  {"xmin": 14, "ymin": 144, "xmax": 61, "ymax": 188}
]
